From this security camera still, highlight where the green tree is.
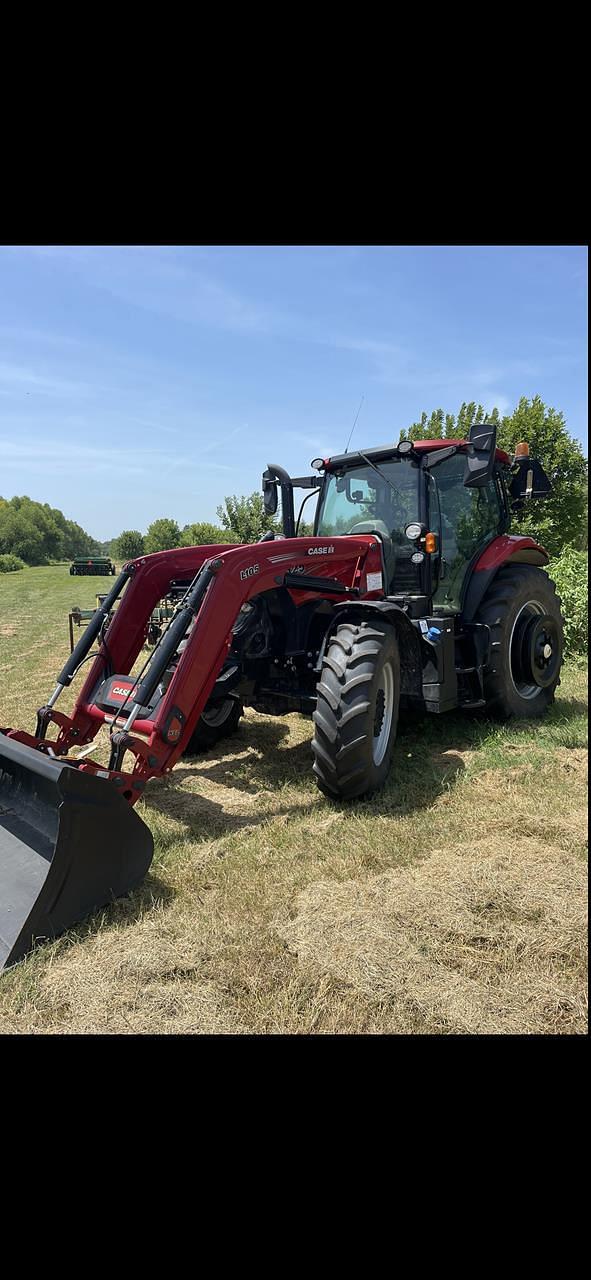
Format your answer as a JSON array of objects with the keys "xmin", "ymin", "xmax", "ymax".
[
  {"xmin": 0, "ymin": 507, "xmax": 44, "ymax": 562},
  {"xmin": 181, "ymin": 521, "xmax": 233, "ymax": 546},
  {"xmin": 400, "ymin": 402, "xmax": 500, "ymax": 443},
  {"xmin": 0, "ymin": 553, "xmax": 26, "ymax": 573},
  {"xmin": 95, "ymin": 539, "xmax": 118, "ymax": 557},
  {"xmin": 548, "ymin": 547, "xmax": 587, "ymax": 654},
  {"xmin": 117, "ymin": 530, "xmax": 145, "ymax": 560},
  {"xmin": 497, "ymin": 397, "xmax": 587, "ymax": 557},
  {"xmin": 53, "ymin": 511, "xmax": 99, "ymax": 559},
  {"xmin": 144, "ymin": 517, "xmax": 181, "ymax": 553},
  {"xmin": 0, "ymin": 495, "xmax": 98, "ymax": 563},
  {"xmin": 9, "ymin": 496, "xmax": 64, "ymax": 560},
  {"xmin": 577, "ymin": 499, "xmax": 588, "ymax": 551},
  {"xmin": 216, "ymin": 492, "xmax": 278, "ymax": 543}
]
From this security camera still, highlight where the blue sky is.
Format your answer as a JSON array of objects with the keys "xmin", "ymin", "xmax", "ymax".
[{"xmin": 0, "ymin": 244, "xmax": 587, "ymax": 540}]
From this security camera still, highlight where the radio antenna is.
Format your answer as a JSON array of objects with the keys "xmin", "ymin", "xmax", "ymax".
[{"xmin": 344, "ymin": 395, "xmax": 364, "ymax": 454}]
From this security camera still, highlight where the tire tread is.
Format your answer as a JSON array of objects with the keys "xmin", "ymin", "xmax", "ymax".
[{"xmin": 311, "ymin": 620, "xmax": 400, "ymax": 800}]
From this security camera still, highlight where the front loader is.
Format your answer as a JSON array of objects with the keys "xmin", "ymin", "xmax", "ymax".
[{"xmin": 0, "ymin": 421, "xmax": 563, "ymax": 968}]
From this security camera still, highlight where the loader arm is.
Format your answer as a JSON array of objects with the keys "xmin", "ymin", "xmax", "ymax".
[
  {"xmin": 4, "ymin": 536, "xmax": 382, "ymax": 806},
  {"xmin": 1, "ymin": 534, "xmax": 381, "ymax": 965}
]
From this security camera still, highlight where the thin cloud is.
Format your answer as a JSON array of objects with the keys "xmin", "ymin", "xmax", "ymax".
[
  {"xmin": 0, "ymin": 360, "xmax": 91, "ymax": 398},
  {"xmin": 8, "ymin": 246, "xmax": 285, "ymax": 337},
  {"xmin": 0, "ymin": 437, "xmax": 233, "ymax": 476},
  {"xmin": 318, "ymin": 335, "xmax": 577, "ymax": 412}
]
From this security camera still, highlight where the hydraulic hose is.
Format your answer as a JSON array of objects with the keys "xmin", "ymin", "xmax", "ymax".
[
  {"xmin": 130, "ymin": 562, "xmax": 218, "ymax": 711},
  {"xmin": 56, "ymin": 568, "xmax": 133, "ymax": 688}
]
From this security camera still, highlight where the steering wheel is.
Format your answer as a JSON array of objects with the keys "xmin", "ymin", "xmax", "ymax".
[{"xmin": 349, "ymin": 520, "xmax": 392, "ymax": 540}]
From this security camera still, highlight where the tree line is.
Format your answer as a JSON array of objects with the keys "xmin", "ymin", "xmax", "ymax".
[
  {"xmin": 113, "ymin": 494, "xmax": 291, "ymax": 561},
  {"xmin": 0, "ymin": 495, "xmax": 100, "ymax": 564},
  {"xmin": 2, "ymin": 396, "xmax": 587, "ymax": 568}
]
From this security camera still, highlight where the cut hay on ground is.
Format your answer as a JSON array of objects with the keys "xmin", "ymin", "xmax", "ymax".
[
  {"xmin": 0, "ymin": 568, "xmax": 587, "ymax": 1034},
  {"xmin": 280, "ymin": 838, "xmax": 587, "ymax": 1034}
]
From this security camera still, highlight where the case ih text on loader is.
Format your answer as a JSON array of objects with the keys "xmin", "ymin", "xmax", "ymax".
[{"xmin": 0, "ymin": 422, "xmax": 563, "ymax": 968}]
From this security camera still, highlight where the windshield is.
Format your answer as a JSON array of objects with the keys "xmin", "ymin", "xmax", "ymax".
[{"xmin": 316, "ymin": 459, "xmax": 420, "ymax": 541}]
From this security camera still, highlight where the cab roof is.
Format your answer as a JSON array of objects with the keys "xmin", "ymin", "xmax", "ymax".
[{"xmin": 323, "ymin": 440, "xmax": 511, "ymax": 468}]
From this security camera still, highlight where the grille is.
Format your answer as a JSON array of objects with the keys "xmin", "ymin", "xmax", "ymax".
[{"xmin": 390, "ymin": 553, "xmax": 421, "ymax": 595}]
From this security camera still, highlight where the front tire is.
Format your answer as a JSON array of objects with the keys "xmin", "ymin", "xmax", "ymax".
[
  {"xmin": 184, "ymin": 696, "xmax": 243, "ymax": 755},
  {"xmin": 475, "ymin": 564, "xmax": 564, "ymax": 719},
  {"xmin": 312, "ymin": 620, "xmax": 400, "ymax": 800}
]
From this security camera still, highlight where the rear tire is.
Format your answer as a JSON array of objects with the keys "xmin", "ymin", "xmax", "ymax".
[
  {"xmin": 183, "ymin": 697, "xmax": 243, "ymax": 755},
  {"xmin": 312, "ymin": 620, "xmax": 400, "ymax": 800},
  {"xmin": 475, "ymin": 564, "xmax": 564, "ymax": 719}
]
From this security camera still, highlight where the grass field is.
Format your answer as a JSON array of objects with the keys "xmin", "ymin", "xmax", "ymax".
[{"xmin": 0, "ymin": 565, "xmax": 587, "ymax": 1035}]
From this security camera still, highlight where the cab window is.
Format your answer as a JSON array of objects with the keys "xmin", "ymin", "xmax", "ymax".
[
  {"xmin": 317, "ymin": 461, "xmax": 419, "ymax": 539},
  {"xmin": 432, "ymin": 454, "xmax": 502, "ymax": 612}
]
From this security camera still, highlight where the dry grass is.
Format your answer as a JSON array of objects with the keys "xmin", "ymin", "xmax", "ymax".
[
  {"xmin": 280, "ymin": 838, "xmax": 587, "ymax": 1034},
  {"xmin": 0, "ymin": 566, "xmax": 588, "ymax": 1035}
]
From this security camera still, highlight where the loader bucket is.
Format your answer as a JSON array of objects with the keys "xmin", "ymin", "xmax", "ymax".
[{"xmin": 0, "ymin": 735, "xmax": 154, "ymax": 970}]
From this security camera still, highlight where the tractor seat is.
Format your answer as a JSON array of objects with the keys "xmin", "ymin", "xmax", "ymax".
[{"xmin": 348, "ymin": 521, "xmax": 396, "ymax": 591}]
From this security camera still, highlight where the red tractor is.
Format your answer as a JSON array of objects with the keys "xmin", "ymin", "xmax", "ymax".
[{"xmin": 0, "ymin": 421, "xmax": 562, "ymax": 967}]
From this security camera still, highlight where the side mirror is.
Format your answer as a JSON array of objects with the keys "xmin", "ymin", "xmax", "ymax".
[
  {"xmin": 509, "ymin": 456, "xmax": 552, "ymax": 509},
  {"xmin": 463, "ymin": 421, "xmax": 497, "ymax": 488},
  {"xmin": 263, "ymin": 478, "xmax": 278, "ymax": 516}
]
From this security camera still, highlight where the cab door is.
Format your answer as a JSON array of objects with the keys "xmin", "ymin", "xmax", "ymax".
[{"xmin": 430, "ymin": 453, "xmax": 505, "ymax": 613}]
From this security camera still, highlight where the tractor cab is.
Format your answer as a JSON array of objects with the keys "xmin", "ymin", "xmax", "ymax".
[
  {"xmin": 263, "ymin": 421, "xmax": 551, "ymax": 620},
  {"xmin": 307, "ymin": 422, "xmax": 515, "ymax": 615}
]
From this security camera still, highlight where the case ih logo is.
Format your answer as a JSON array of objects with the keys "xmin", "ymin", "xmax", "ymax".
[
  {"xmin": 240, "ymin": 563, "xmax": 260, "ymax": 580},
  {"xmin": 111, "ymin": 684, "xmax": 133, "ymax": 699},
  {"xmin": 308, "ymin": 545, "xmax": 334, "ymax": 556}
]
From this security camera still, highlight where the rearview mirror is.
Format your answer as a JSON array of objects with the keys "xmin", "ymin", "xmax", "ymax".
[
  {"xmin": 509, "ymin": 457, "xmax": 552, "ymax": 509},
  {"xmin": 463, "ymin": 421, "xmax": 497, "ymax": 488},
  {"xmin": 263, "ymin": 479, "xmax": 278, "ymax": 515}
]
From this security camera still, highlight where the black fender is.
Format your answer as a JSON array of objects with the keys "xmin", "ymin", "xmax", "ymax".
[{"xmin": 324, "ymin": 600, "xmax": 423, "ymax": 696}]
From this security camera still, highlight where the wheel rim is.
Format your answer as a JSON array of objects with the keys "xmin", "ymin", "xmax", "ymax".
[
  {"xmin": 373, "ymin": 661, "xmax": 394, "ymax": 765},
  {"xmin": 508, "ymin": 600, "xmax": 561, "ymax": 699},
  {"xmin": 201, "ymin": 699, "xmax": 236, "ymax": 728}
]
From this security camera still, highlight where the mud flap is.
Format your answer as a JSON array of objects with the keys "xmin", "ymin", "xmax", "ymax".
[{"xmin": 0, "ymin": 735, "xmax": 154, "ymax": 970}]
